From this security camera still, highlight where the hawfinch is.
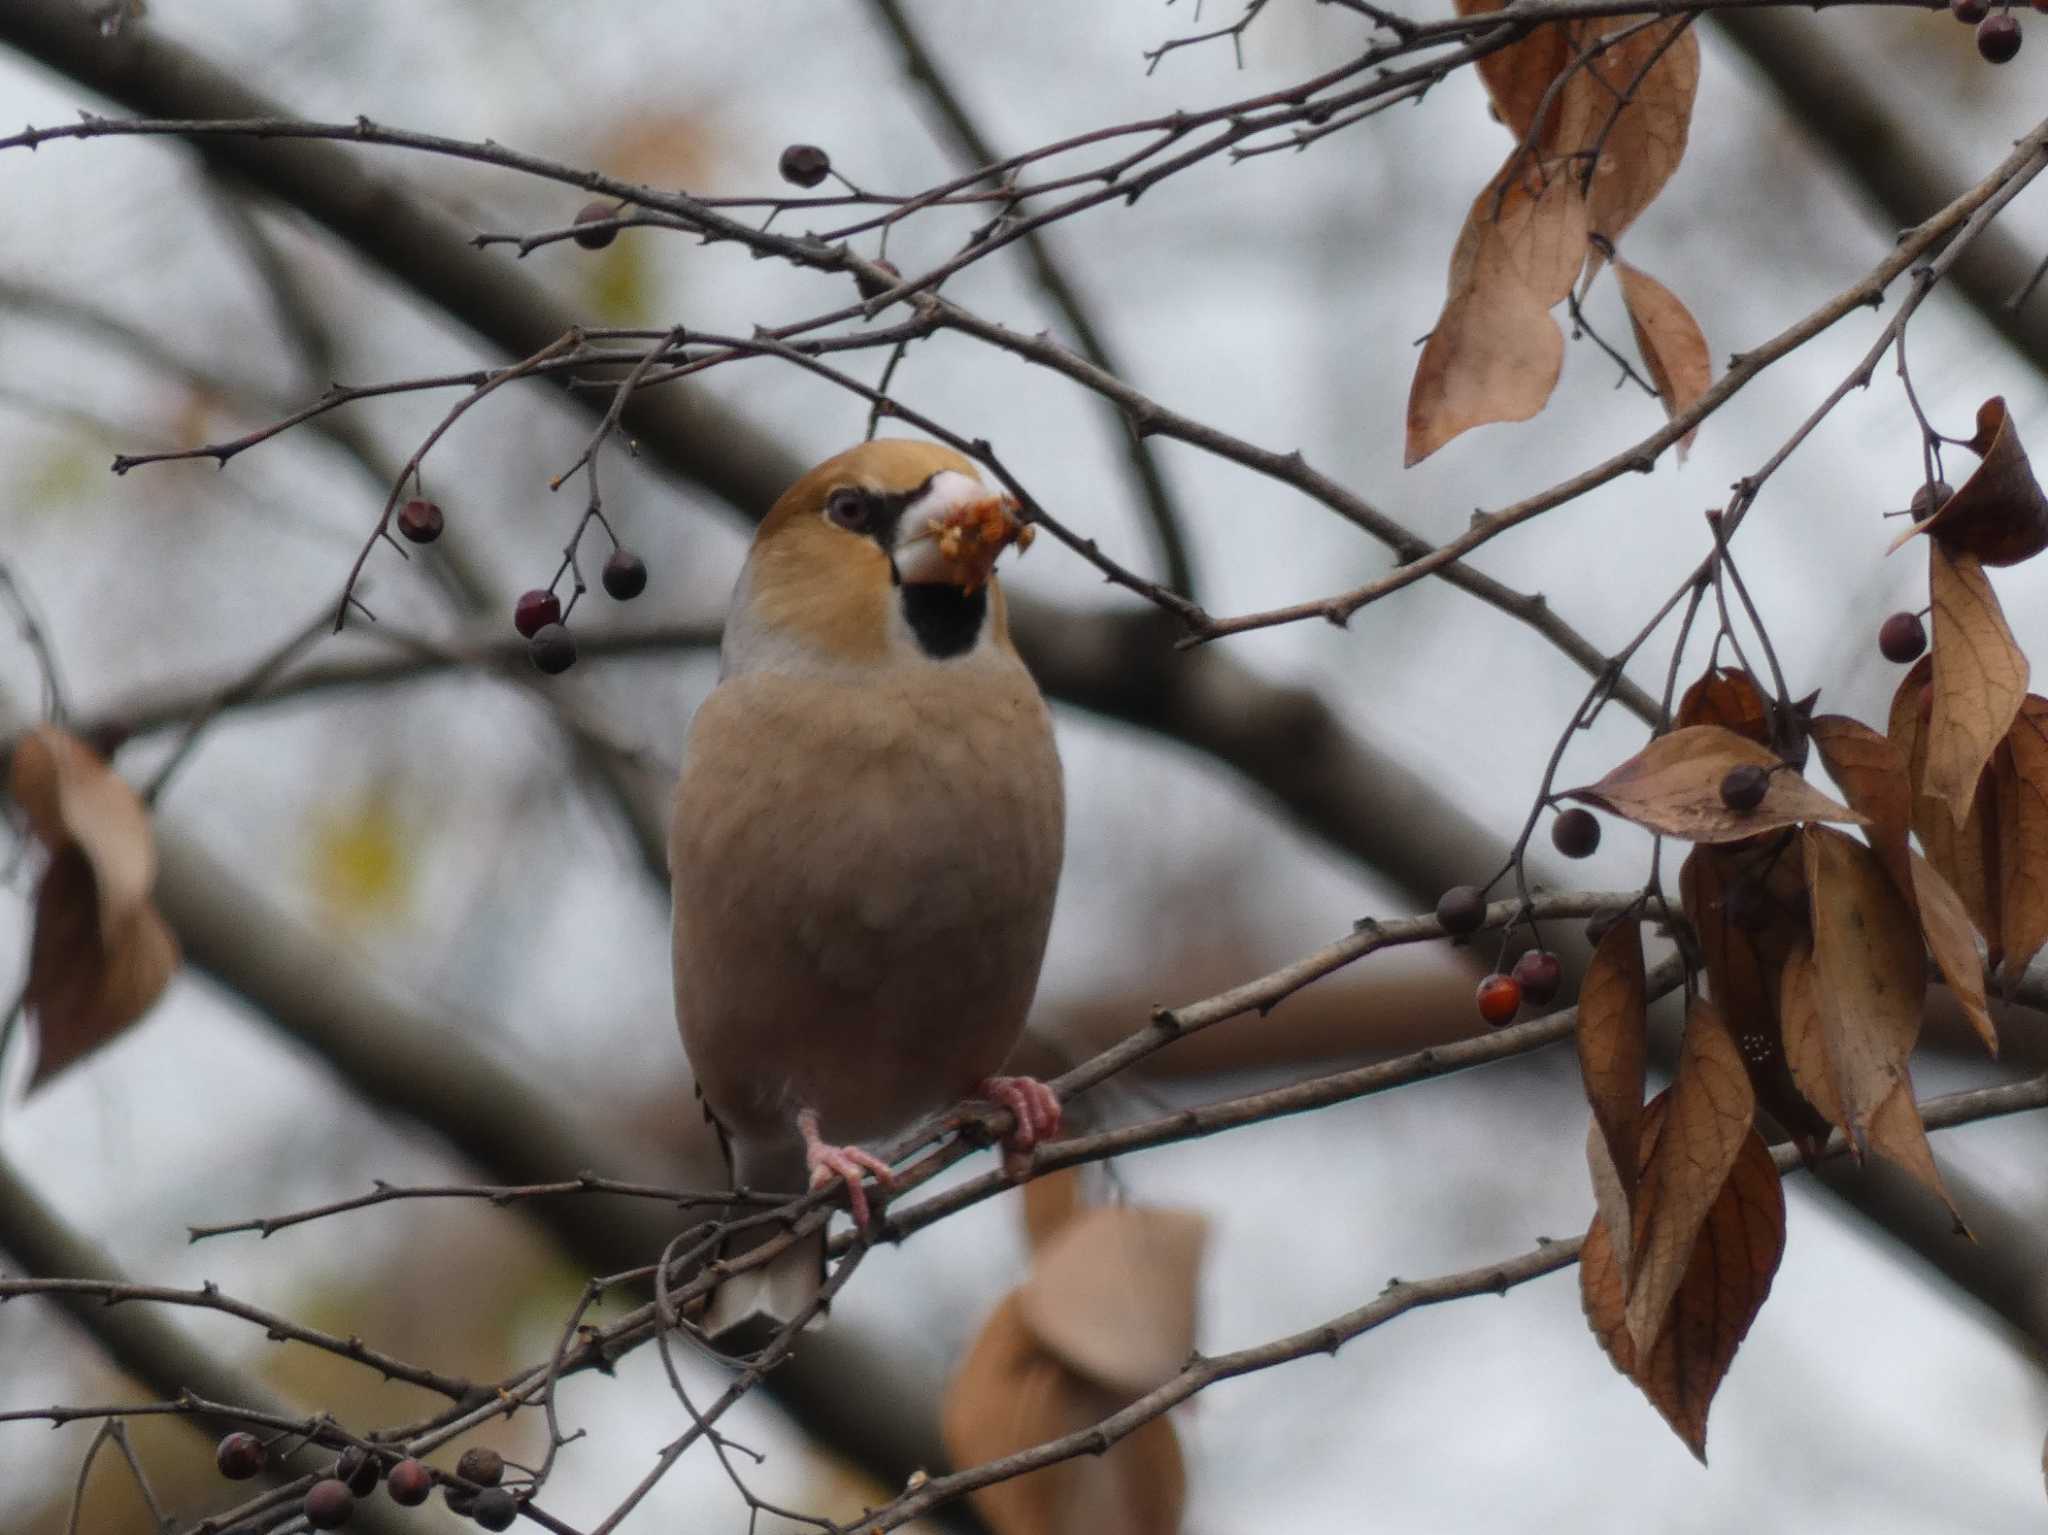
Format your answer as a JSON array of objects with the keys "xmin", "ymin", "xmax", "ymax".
[{"xmin": 670, "ymin": 438, "xmax": 1066, "ymax": 1343}]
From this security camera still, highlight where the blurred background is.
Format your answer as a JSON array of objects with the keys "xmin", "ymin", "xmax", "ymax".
[{"xmin": 2, "ymin": 1, "xmax": 2047, "ymax": 1530}]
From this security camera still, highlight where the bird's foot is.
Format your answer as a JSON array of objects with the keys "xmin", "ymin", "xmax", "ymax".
[
  {"xmin": 798, "ymin": 1109, "xmax": 895, "ymax": 1230},
  {"xmin": 975, "ymin": 1075, "xmax": 1062, "ymax": 1179}
]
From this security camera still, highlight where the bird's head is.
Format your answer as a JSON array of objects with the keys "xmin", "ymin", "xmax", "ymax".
[{"xmin": 722, "ymin": 439, "xmax": 1035, "ymax": 677}]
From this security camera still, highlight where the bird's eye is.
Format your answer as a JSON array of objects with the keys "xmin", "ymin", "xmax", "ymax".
[{"xmin": 824, "ymin": 487, "xmax": 873, "ymax": 533}]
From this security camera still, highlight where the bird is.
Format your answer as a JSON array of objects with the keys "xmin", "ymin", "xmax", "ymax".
[{"xmin": 670, "ymin": 437, "xmax": 1066, "ymax": 1344}]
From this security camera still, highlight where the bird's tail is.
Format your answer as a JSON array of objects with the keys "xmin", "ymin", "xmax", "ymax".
[{"xmin": 703, "ymin": 1139, "xmax": 825, "ymax": 1351}]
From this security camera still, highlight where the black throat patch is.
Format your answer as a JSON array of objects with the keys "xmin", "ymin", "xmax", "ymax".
[{"xmin": 898, "ymin": 582, "xmax": 987, "ymax": 660}]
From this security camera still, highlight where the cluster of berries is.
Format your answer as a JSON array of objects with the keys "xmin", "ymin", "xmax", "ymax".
[
  {"xmin": 216, "ymin": 1434, "xmax": 519, "ymax": 1530},
  {"xmin": 1951, "ymin": 0, "xmax": 2028, "ymax": 62}
]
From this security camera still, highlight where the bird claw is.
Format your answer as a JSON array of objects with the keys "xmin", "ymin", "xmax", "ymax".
[
  {"xmin": 975, "ymin": 1075, "xmax": 1062, "ymax": 1178},
  {"xmin": 800, "ymin": 1112, "xmax": 895, "ymax": 1231}
]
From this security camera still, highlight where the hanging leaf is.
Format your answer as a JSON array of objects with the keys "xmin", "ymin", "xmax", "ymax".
[
  {"xmin": 1584, "ymin": 1107, "xmax": 1784, "ymax": 1462},
  {"xmin": 1456, "ymin": 0, "xmax": 1575, "ymax": 144},
  {"xmin": 7, "ymin": 725, "xmax": 181, "ymax": 1088},
  {"xmin": 1625, "ymin": 1000, "xmax": 1755, "ymax": 1354},
  {"xmin": 1615, "ymin": 258, "xmax": 1711, "ymax": 451},
  {"xmin": 1800, "ymin": 826, "xmax": 1926, "ymax": 1151},
  {"xmin": 1569, "ymin": 16, "xmax": 1701, "ymax": 247},
  {"xmin": 1405, "ymin": 159, "xmax": 1588, "ymax": 466},
  {"xmin": 1577, "ymin": 917, "xmax": 1647, "ymax": 1224},
  {"xmin": 1886, "ymin": 397, "xmax": 2048, "ymax": 566},
  {"xmin": 1019, "ymin": 1206, "xmax": 1208, "ymax": 1399},
  {"xmin": 1807, "ymin": 714, "xmax": 1915, "ymax": 904},
  {"xmin": 1565, "ymin": 724, "xmax": 1866, "ymax": 843},
  {"xmin": 1996, "ymin": 696, "xmax": 2048, "ymax": 981},
  {"xmin": 1925, "ymin": 540, "xmax": 2028, "ymax": 826},
  {"xmin": 1912, "ymin": 854, "xmax": 1997, "ymax": 1057},
  {"xmin": 1022, "ymin": 1168, "xmax": 1086, "ymax": 1254},
  {"xmin": 1890, "ymin": 656, "xmax": 2002, "ymax": 956},
  {"xmin": 1676, "ymin": 666, "xmax": 1771, "ymax": 745},
  {"xmin": 1678, "ymin": 844, "xmax": 1831, "ymax": 1158}
]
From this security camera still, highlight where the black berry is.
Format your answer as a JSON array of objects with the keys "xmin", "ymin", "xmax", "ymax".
[
  {"xmin": 1435, "ymin": 884, "xmax": 1488, "ymax": 937},
  {"xmin": 1878, "ymin": 611, "xmax": 1927, "ymax": 664},
  {"xmin": 336, "ymin": 1447, "xmax": 380, "ymax": 1497},
  {"xmin": 215, "ymin": 1431, "xmax": 265, "ymax": 1481},
  {"xmin": 602, "ymin": 548, "xmax": 648, "ymax": 600},
  {"xmin": 1979, "ymin": 12, "xmax": 2021, "ymax": 59},
  {"xmin": 387, "ymin": 1459, "xmax": 433, "ymax": 1506},
  {"xmin": 445, "ymin": 1486, "xmax": 478, "ymax": 1517},
  {"xmin": 1552, "ymin": 807, "xmax": 1601, "ymax": 859},
  {"xmin": 456, "ymin": 1447, "xmax": 505, "ymax": 1488},
  {"xmin": 528, "ymin": 624, "xmax": 577, "ymax": 675},
  {"xmin": 1719, "ymin": 763, "xmax": 1770, "ymax": 813},
  {"xmin": 1511, "ymin": 949, "xmax": 1563, "ymax": 1006},
  {"xmin": 1909, "ymin": 479, "xmax": 1954, "ymax": 519},
  {"xmin": 397, "ymin": 498, "xmax": 443, "ymax": 544},
  {"xmin": 514, "ymin": 588, "xmax": 561, "ymax": 638},
  {"xmin": 473, "ymin": 1487, "xmax": 519, "ymax": 1531},
  {"xmin": 304, "ymin": 1479, "xmax": 356, "ymax": 1530},
  {"xmin": 1953, "ymin": 0, "xmax": 1990, "ymax": 21},
  {"xmin": 572, "ymin": 201, "xmax": 619, "ymax": 250},
  {"xmin": 779, "ymin": 143, "xmax": 831, "ymax": 188}
]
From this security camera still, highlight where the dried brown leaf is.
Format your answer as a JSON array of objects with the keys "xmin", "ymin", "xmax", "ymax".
[
  {"xmin": 1678, "ymin": 845, "xmax": 1830, "ymax": 1157},
  {"xmin": 1405, "ymin": 158, "xmax": 1588, "ymax": 465},
  {"xmin": 1625, "ymin": 1000, "xmax": 1755, "ymax": 1354},
  {"xmin": 1891, "ymin": 656, "xmax": 2002, "ymax": 955},
  {"xmin": 1778, "ymin": 945, "xmax": 1841, "ymax": 1130},
  {"xmin": 1615, "ymin": 258, "xmax": 1710, "ymax": 451},
  {"xmin": 1997, "ymin": 695, "xmax": 2048, "ymax": 980},
  {"xmin": 1807, "ymin": 714, "xmax": 1915, "ymax": 904},
  {"xmin": 1456, "ymin": 0, "xmax": 1574, "ymax": 144},
  {"xmin": 1022, "ymin": 1168, "xmax": 1085, "ymax": 1254},
  {"xmin": 943, "ymin": 1294, "xmax": 1186, "ymax": 1535},
  {"xmin": 1925, "ymin": 541, "xmax": 2028, "ymax": 825},
  {"xmin": 1801, "ymin": 826, "xmax": 1926, "ymax": 1150},
  {"xmin": 1584, "ymin": 1114, "xmax": 1784, "ymax": 1463},
  {"xmin": 1911, "ymin": 853, "xmax": 1997, "ymax": 1056},
  {"xmin": 9, "ymin": 725, "xmax": 157, "ymax": 929},
  {"xmin": 1868, "ymin": 1074, "xmax": 1963, "ymax": 1229},
  {"xmin": 1566, "ymin": 17, "xmax": 1701, "ymax": 247},
  {"xmin": 1675, "ymin": 666, "xmax": 1770, "ymax": 744},
  {"xmin": 1887, "ymin": 397, "xmax": 2048, "ymax": 566},
  {"xmin": 1565, "ymin": 724, "xmax": 1866, "ymax": 843},
  {"xmin": 1019, "ymin": 1206, "xmax": 1207, "ymax": 1399},
  {"xmin": 1577, "ymin": 917, "xmax": 1647, "ymax": 1215}
]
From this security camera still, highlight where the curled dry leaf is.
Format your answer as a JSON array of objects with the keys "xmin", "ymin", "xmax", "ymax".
[
  {"xmin": 1022, "ymin": 1166, "xmax": 1086, "ymax": 1254},
  {"xmin": 1577, "ymin": 916, "xmax": 1647, "ymax": 1223},
  {"xmin": 1891, "ymin": 656, "xmax": 2002, "ymax": 957},
  {"xmin": 1457, "ymin": 0, "xmax": 1574, "ymax": 144},
  {"xmin": 1570, "ymin": 16, "xmax": 1700, "ymax": 247},
  {"xmin": 1807, "ymin": 714, "xmax": 1915, "ymax": 904},
  {"xmin": 1925, "ymin": 540, "xmax": 2028, "ymax": 826},
  {"xmin": 1799, "ymin": 826, "xmax": 1926, "ymax": 1151},
  {"xmin": 1405, "ymin": 159, "xmax": 1587, "ymax": 466},
  {"xmin": 1565, "ymin": 724, "xmax": 1866, "ymax": 844},
  {"xmin": 7, "ymin": 725, "xmax": 180, "ymax": 1087},
  {"xmin": 1912, "ymin": 853, "xmax": 1998, "ymax": 1057},
  {"xmin": 942, "ymin": 1293, "xmax": 1186, "ymax": 1535},
  {"xmin": 1676, "ymin": 666, "xmax": 1771, "ymax": 745},
  {"xmin": 1583, "ymin": 1106, "xmax": 1784, "ymax": 1463},
  {"xmin": 1996, "ymin": 696, "xmax": 2048, "ymax": 981},
  {"xmin": 1625, "ymin": 1000, "xmax": 1755, "ymax": 1355},
  {"xmin": 1615, "ymin": 258, "xmax": 1711, "ymax": 452},
  {"xmin": 1679, "ymin": 845, "xmax": 1831, "ymax": 1158},
  {"xmin": 1019, "ymin": 1206, "xmax": 1208, "ymax": 1399},
  {"xmin": 1886, "ymin": 397, "xmax": 2048, "ymax": 566}
]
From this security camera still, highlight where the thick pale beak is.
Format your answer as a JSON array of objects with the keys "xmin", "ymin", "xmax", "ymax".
[{"xmin": 893, "ymin": 470, "xmax": 1033, "ymax": 591}]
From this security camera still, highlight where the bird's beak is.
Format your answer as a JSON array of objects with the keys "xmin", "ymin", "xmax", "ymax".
[{"xmin": 893, "ymin": 471, "xmax": 1034, "ymax": 592}]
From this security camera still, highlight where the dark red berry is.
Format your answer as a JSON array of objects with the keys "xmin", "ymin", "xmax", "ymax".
[
  {"xmin": 1476, "ymin": 973, "xmax": 1522, "ymax": 1027},
  {"xmin": 1953, "ymin": 0, "xmax": 1990, "ymax": 22},
  {"xmin": 572, "ymin": 201, "xmax": 619, "ymax": 250},
  {"xmin": 602, "ymin": 548, "xmax": 648, "ymax": 600},
  {"xmin": 445, "ymin": 1485, "xmax": 478, "ymax": 1517},
  {"xmin": 456, "ymin": 1447, "xmax": 505, "ymax": 1488},
  {"xmin": 336, "ymin": 1447, "xmax": 380, "ymax": 1497},
  {"xmin": 1719, "ymin": 763, "xmax": 1770, "ymax": 813},
  {"xmin": 528, "ymin": 624, "xmax": 577, "ymax": 675},
  {"xmin": 1909, "ymin": 479, "xmax": 1954, "ymax": 519},
  {"xmin": 216, "ymin": 1431, "xmax": 265, "ymax": 1480},
  {"xmin": 779, "ymin": 143, "xmax": 831, "ymax": 188},
  {"xmin": 304, "ymin": 1479, "xmax": 356, "ymax": 1529},
  {"xmin": 1435, "ymin": 884, "xmax": 1488, "ymax": 937},
  {"xmin": 1878, "ymin": 611, "xmax": 1927, "ymax": 664},
  {"xmin": 387, "ymin": 1459, "xmax": 433, "ymax": 1506},
  {"xmin": 1511, "ymin": 949, "xmax": 1563, "ymax": 1006},
  {"xmin": 514, "ymin": 588, "xmax": 562, "ymax": 638},
  {"xmin": 1551, "ymin": 807, "xmax": 1601, "ymax": 859},
  {"xmin": 473, "ymin": 1487, "xmax": 519, "ymax": 1531},
  {"xmin": 1979, "ymin": 12, "xmax": 2021, "ymax": 60},
  {"xmin": 855, "ymin": 258, "xmax": 903, "ymax": 302},
  {"xmin": 397, "ymin": 498, "xmax": 443, "ymax": 544}
]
